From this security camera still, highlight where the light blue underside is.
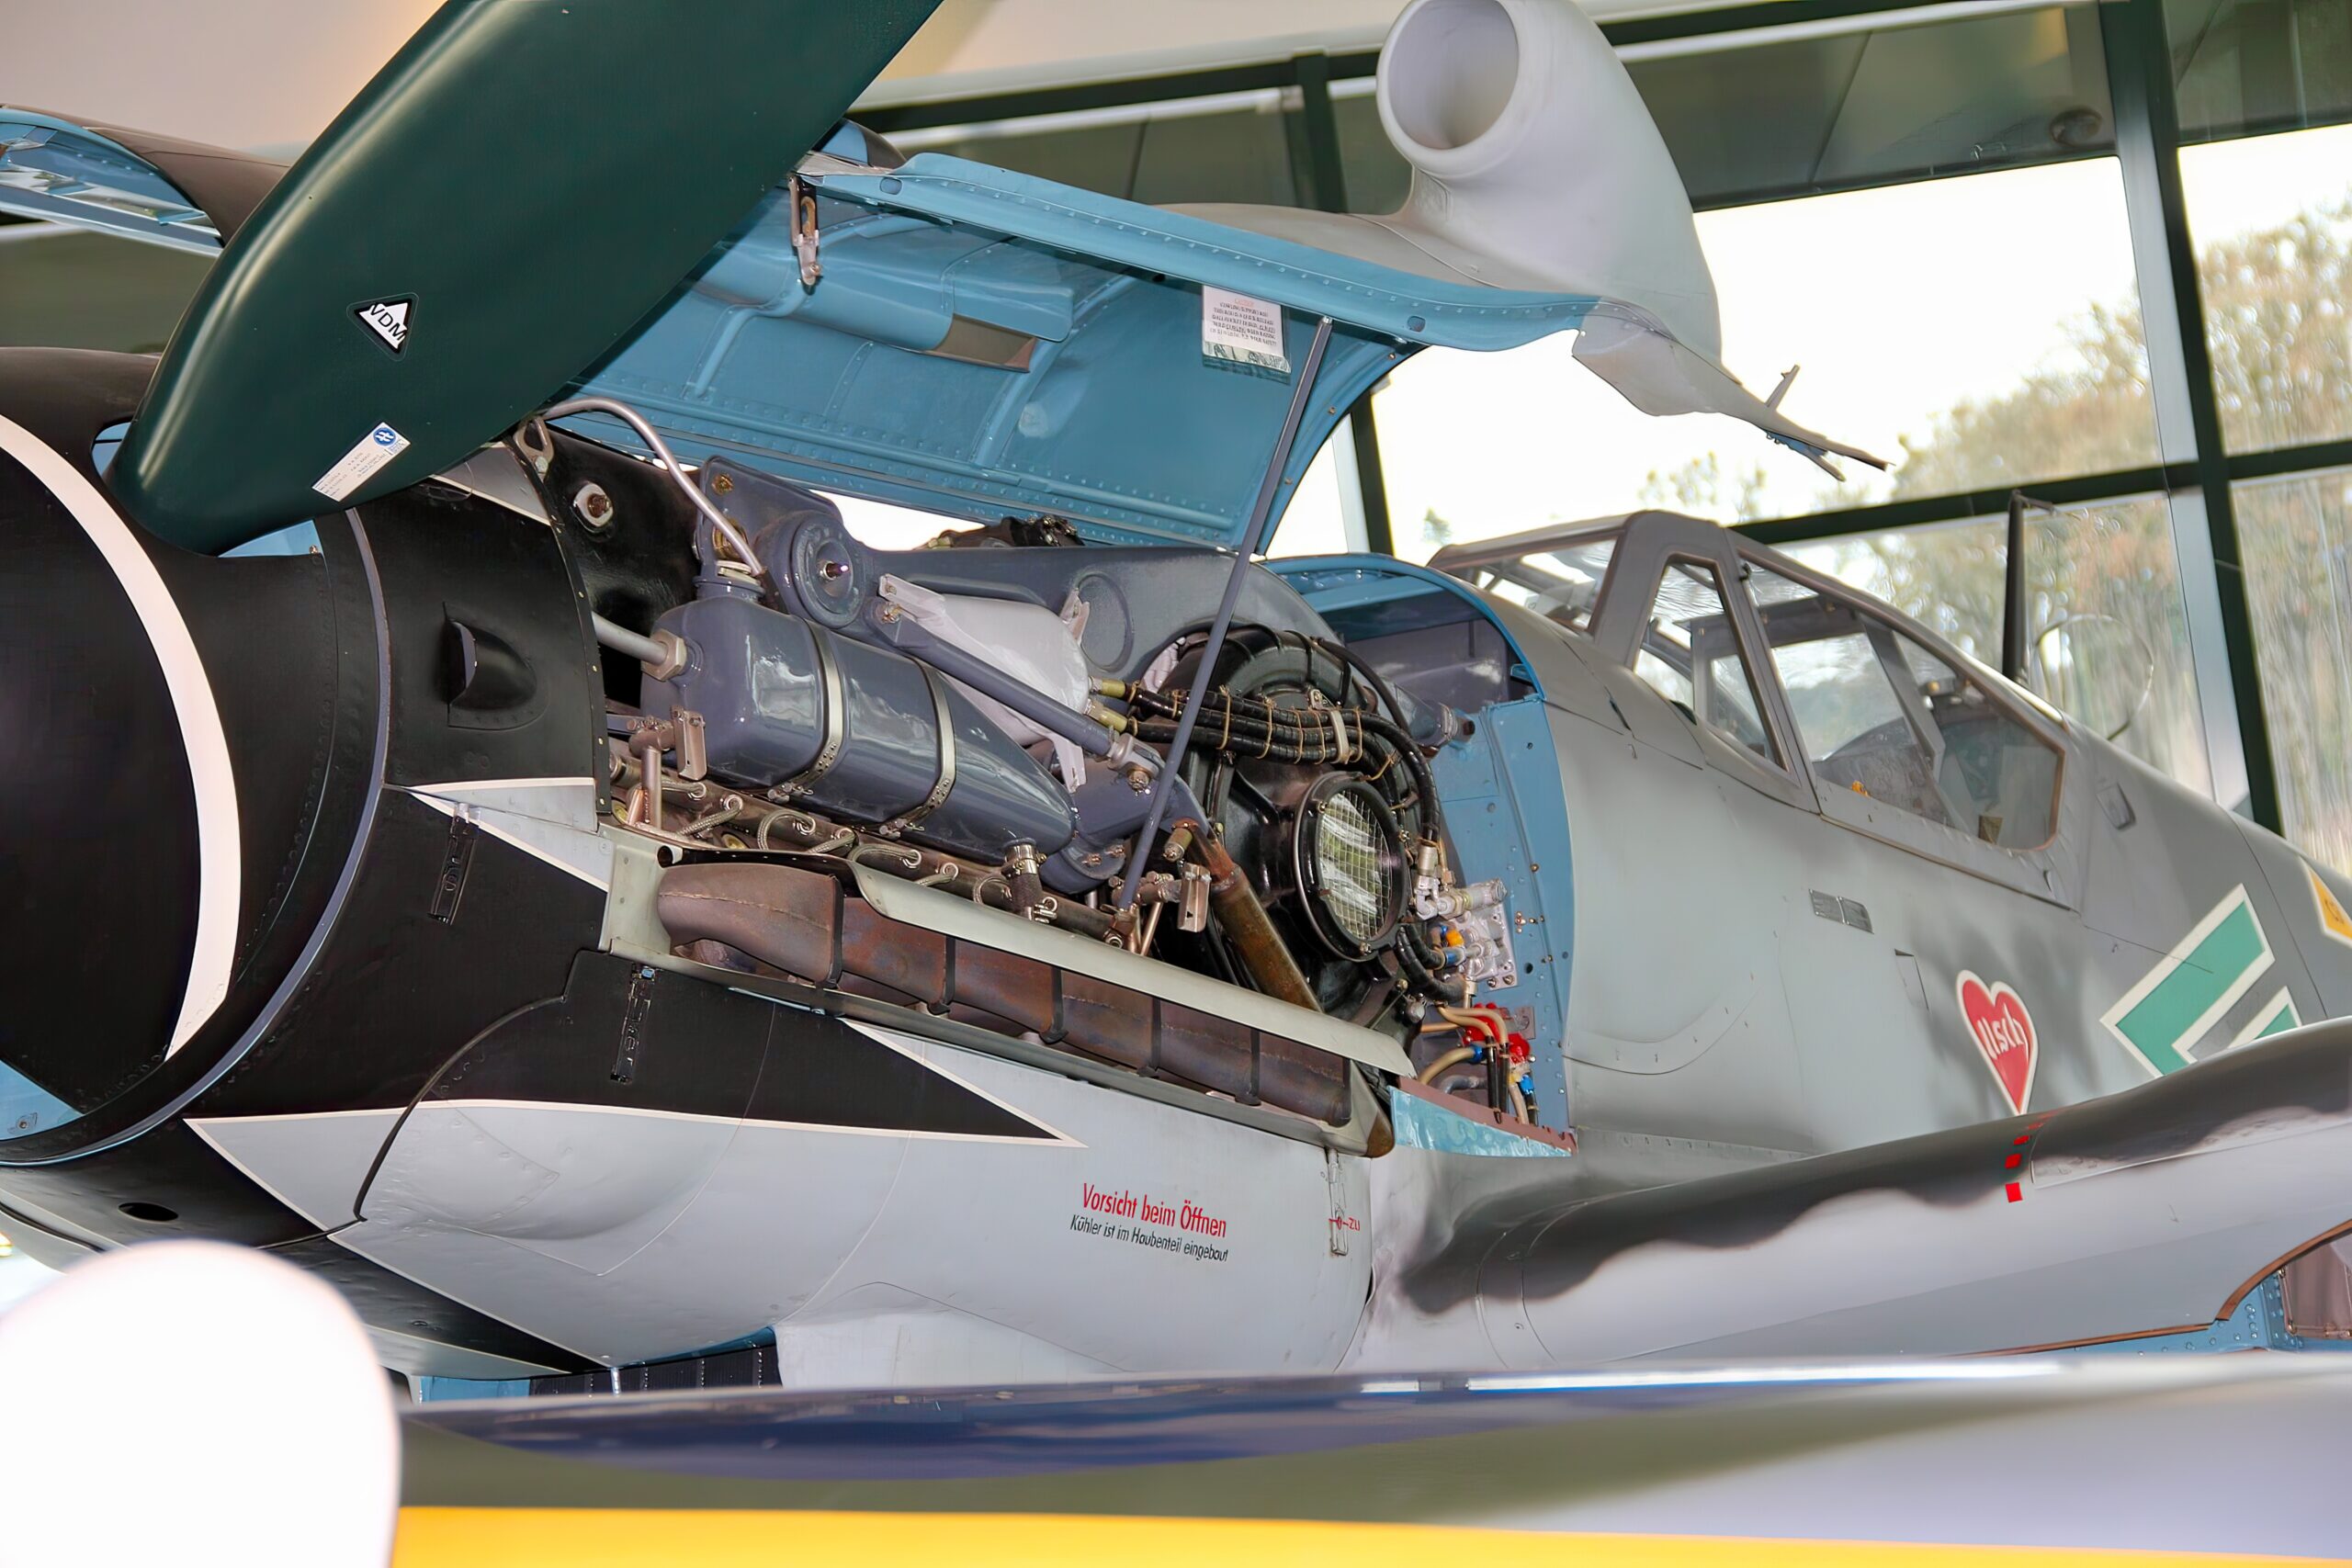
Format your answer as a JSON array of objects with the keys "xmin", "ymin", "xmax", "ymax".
[
  {"xmin": 574, "ymin": 152, "xmax": 1596, "ymax": 548},
  {"xmin": 1391, "ymin": 1088, "xmax": 1569, "ymax": 1158},
  {"xmin": 414, "ymin": 1376, "xmax": 532, "ymax": 1402},
  {"xmin": 6, "ymin": 115, "xmax": 1600, "ymax": 549},
  {"xmin": 0, "ymin": 111, "xmax": 220, "ymax": 252},
  {"xmin": 0, "ymin": 1061, "xmax": 76, "ymax": 1138}
]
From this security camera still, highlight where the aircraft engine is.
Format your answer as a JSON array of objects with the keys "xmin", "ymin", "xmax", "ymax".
[
  {"xmin": 592, "ymin": 456, "xmax": 1519, "ymax": 1122},
  {"xmin": 638, "ymin": 590, "xmax": 1080, "ymax": 865},
  {"xmin": 1133, "ymin": 634, "xmax": 1446, "ymax": 1021}
]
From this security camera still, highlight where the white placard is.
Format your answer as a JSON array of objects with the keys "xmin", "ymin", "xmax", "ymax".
[
  {"xmin": 353, "ymin": 299, "xmax": 411, "ymax": 354},
  {"xmin": 1201, "ymin": 286, "xmax": 1289, "ymax": 376},
  {"xmin": 313, "ymin": 423, "xmax": 411, "ymax": 502}
]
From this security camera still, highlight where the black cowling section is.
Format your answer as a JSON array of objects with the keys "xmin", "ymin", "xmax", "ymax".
[
  {"xmin": 0, "ymin": 421, "xmax": 198, "ymax": 1116},
  {"xmin": 0, "ymin": 351, "xmax": 378, "ymax": 1157}
]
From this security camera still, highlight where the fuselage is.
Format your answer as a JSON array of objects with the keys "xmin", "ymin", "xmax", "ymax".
[{"xmin": 6, "ymin": 347, "xmax": 2352, "ymax": 1385}]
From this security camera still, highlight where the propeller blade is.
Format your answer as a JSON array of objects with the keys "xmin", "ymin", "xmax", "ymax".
[{"xmin": 111, "ymin": 0, "xmax": 941, "ymax": 553}]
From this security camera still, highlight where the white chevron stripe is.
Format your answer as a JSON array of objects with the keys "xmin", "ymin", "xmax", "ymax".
[{"xmin": 0, "ymin": 414, "xmax": 239, "ymax": 1057}]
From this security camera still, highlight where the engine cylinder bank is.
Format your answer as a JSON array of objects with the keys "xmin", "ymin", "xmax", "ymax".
[{"xmin": 642, "ymin": 594, "xmax": 1077, "ymax": 863}]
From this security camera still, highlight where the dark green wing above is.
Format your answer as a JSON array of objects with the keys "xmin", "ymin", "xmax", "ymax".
[{"xmin": 111, "ymin": 0, "xmax": 941, "ymax": 552}]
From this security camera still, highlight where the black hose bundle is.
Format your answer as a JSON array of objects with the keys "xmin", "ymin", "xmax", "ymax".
[
  {"xmin": 1130, "ymin": 686, "xmax": 1436, "ymax": 837},
  {"xmin": 1126, "ymin": 659, "xmax": 1466, "ymax": 1007}
]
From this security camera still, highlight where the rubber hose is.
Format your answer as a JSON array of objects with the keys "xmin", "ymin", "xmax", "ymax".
[
  {"xmin": 1312, "ymin": 635, "xmax": 1420, "ymax": 739},
  {"xmin": 1418, "ymin": 1044, "xmax": 1478, "ymax": 1084}
]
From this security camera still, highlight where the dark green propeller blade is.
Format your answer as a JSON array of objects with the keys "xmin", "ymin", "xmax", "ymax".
[{"xmin": 112, "ymin": 0, "xmax": 941, "ymax": 553}]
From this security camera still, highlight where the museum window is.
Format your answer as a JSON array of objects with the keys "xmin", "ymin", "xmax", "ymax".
[
  {"xmin": 1360, "ymin": 0, "xmax": 2149, "ymax": 558},
  {"xmin": 2169, "ymin": 0, "xmax": 2352, "ymax": 141},
  {"xmin": 1631, "ymin": 558, "xmax": 1781, "ymax": 768},
  {"xmin": 1262, "ymin": 433, "xmax": 1358, "ymax": 557},
  {"xmin": 2178, "ymin": 121, "xmax": 2352, "ymax": 454},
  {"xmin": 2233, "ymin": 465, "xmax": 2352, "ymax": 871},
  {"xmin": 1370, "ymin": 152, "xmax": 2156, "ymax": 558}
]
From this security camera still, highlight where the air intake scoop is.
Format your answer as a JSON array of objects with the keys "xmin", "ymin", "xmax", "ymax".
[{"xmin": 1178, "ymin": 0, "xmax": 1883, "ymax": 472}]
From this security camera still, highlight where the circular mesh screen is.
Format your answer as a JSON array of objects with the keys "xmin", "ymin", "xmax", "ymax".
[{"xmin": 1314, "ymin": 788, "xmax": 1392, "ymax": 947}]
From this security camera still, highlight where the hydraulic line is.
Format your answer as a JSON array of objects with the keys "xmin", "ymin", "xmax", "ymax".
[
  {"xmin": 1396, "ymin": 923, "xmax": 1468, "ymax": 1007},
  {"xmin": 1311, "ymin": 634, "xmax": 1429, "ymax": 744},
  {"xmin": 1119, "ymin": 314, "xmax": 1336, "ymax": 910},
  {"xmin": 542, "ymin": 395, "xmax": 766, "ymax": 586},
  {"xmin": 591, "ymin": 613, "xmax": 668, "ymax": 669},
  {"xmin": 1418, "ymin": 1044, "xmax": 1477, "ymax": 1084},
  {"xmin": 1137, "ymin": 636, "xmax": 1450, "ymax": 845},
  {"xmin": 593, "ymin": 613, "xmax": 690, "ymax": 683},
  {"xmin": 1128, "ymin": 687, "xmax": 1442, "ymax": 857},
  {"xmin": 1438, "ymin": 1005, "xmax": 1504, "ymax": 1043}
]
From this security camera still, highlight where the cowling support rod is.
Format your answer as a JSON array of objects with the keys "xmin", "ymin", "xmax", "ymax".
[{"xmin": 1118, "ymin": 313, "xmax": 1336, "ymax": 911}]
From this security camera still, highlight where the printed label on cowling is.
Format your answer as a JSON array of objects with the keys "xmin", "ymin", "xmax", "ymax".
[
  {"xmin": 354, "ymin": 298, "xmax": 411, "ymax": 354},
  {"xmin": 314, "ymin": 422, "xmax": 410, "ymax": 502},
  {"xmin": 1201, "ymin": 286, "xmax": 1289, "ymax": 377}
]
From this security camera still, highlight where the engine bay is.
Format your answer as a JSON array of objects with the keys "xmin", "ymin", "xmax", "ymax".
[{"xmin": 554, "ymin": 428, "xmax": 1544, "ymax": 1134}]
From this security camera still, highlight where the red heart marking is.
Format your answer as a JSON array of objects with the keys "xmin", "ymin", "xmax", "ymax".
[{"xmin": 1957, "ymin": 972, "xmax": 2036, "ymax": 1116}]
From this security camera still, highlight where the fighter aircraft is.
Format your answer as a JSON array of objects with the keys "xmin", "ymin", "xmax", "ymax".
[{"xmin": 6, "ymin": 0, "xmax": 2352, "ymax": 1390}]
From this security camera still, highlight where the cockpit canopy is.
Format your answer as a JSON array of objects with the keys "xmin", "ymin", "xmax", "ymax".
[{"xmin": 1437, "ymin": 511, "xmax": 2075, "ymax": 891}]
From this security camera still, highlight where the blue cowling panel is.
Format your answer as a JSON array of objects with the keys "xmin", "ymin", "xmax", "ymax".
[{"xmin": 573, "ymin": 153, "xmax": 1597, "ymax": 548}]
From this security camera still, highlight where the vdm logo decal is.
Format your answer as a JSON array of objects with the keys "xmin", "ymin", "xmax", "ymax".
[
  {"xmin": 1956, "ymin": 972, "xmax": 2037, "ymax": 1116},
  {"xmin": 352, "ymin": 298, "xmax": 411, "ymax": 355}
]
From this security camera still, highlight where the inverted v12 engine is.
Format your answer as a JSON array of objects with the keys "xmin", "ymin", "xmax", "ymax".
[{"xmin": 589, "ymin": 446, "xmax": 1528, "ymax": 1128}]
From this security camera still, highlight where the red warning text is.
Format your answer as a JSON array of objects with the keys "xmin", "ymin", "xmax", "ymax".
[{"xmin": 1079, "ymin": 1184, "xmax": 1228, "ymax": 1238}]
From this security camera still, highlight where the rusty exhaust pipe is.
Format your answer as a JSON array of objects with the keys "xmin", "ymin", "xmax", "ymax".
[{"xmin": 1193, "ymin": 828, "xmax": 1321, "ymax": 1013}]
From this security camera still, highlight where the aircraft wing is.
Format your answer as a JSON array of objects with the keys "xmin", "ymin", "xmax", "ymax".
[
  {"xmin": 0, "ymin": 109, "xmax": 283, "ymax": 252},
  {"xmin": 395, "ymin": 1356, "xmax": 2352, "ymax": 1558},
  {"xmin": 1360, "ymin": 1016, "xmax": 2352, "ymax": 1367}
]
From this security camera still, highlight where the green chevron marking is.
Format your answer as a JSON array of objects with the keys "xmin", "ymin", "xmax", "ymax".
[
  {"xmin": 2100, "ymin": 886, "xmax": 2274, "ymax": 1077},
  {"xmin": 2226, "ymin": 988, "xmax": 2301, "ymax": 1051}
]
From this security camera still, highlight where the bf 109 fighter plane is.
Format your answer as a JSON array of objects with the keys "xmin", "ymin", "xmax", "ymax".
[{"xmin": 6, "ymin": 0, "xmax": 2352, "ymax": 1389}]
